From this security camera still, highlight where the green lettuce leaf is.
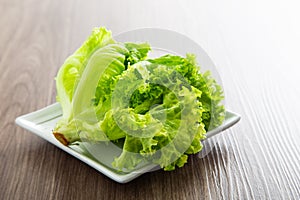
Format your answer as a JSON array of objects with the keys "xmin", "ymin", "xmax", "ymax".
[
  {"xmin": 54, "ymin": 27, "xmax": 150, "ymax": 144},
  {"xmin": 148, "ymin": 54, "xmax": 225, "ymax": 130},
  {"xmin": 106, "ymin": 62, "xmax": 206, "ymax": 170},
  {"xmin": 56, "ymin": 27, "xmax": 115, "ymax": 120}
]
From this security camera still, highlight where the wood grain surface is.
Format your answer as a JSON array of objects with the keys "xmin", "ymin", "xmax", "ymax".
[{"xmin": 1, "ymin": 0, "xmax": 300, "ymax": 199}]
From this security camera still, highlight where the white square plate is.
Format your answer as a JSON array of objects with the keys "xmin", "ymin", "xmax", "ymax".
[{"xmin": 15, "ymin": 103, "xmax": 240, "ymax": 183}]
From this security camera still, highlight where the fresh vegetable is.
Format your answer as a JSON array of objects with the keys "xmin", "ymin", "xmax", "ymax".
[{"xmin": 53, "ymin": 27, "xmax": 225, "ymax": 171}]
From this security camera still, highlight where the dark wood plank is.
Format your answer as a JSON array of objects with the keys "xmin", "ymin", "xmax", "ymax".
[{"xmin": 1, "ymin": 0, "xmax": 299, "ymax": 199}]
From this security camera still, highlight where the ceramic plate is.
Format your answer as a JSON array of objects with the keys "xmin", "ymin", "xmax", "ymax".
[{"xmin": 15, "ymin": 103, "xmax": 240, "ymax": 183}]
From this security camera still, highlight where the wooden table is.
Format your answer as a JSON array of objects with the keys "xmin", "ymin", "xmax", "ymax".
[{"xmin": 1, "ymin": 0, "xmax": 299, "ymax": 199}]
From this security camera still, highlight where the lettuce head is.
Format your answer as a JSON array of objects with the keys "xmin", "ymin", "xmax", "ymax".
[{"xmin": 53, "ymin": 27, "xmax": 225, "ymax": 171}]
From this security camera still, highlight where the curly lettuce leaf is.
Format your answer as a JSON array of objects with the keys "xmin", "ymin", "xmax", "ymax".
[
  {"xmin": 148, "ymin": 54, "xmax": 225, "ymax": 130},
  {"xmin": 54, "ymin": 27, "xmax": 151, "ymax": 144},
  {"xmin": 105, "ymin": 62, "xmax": 206, "ymax": 171},
  {"xmin": 56, "ymin": 27, "xmax": 115, "ymax": 120}
]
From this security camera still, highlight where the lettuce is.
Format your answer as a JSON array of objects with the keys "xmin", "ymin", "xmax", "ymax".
[
  {"xmin": 53, "ymin": 27, "xmax": 224, "ymax": 171},
  {"xmin": 54, "ymin": 27, "xmax": 150, "ymax": 144}
]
